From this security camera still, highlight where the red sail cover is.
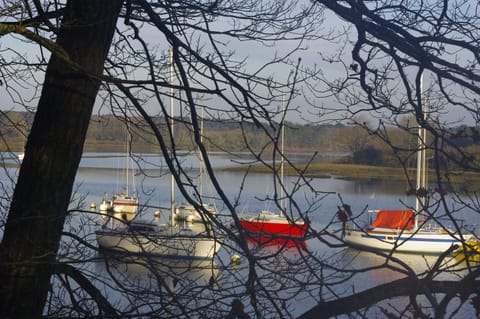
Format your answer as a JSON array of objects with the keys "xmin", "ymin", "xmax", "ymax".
[{"xmin": 371, "ymin": 210, "xmax": 414, "ymax": 230}]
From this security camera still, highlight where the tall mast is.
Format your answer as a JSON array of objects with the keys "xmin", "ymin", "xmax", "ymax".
[
  {"xmin": 199, "ymin": 98, "xmax": 205, "ymax": 201},
  {"xmin": 280, "ymin": 96, "xmax": 285, "ymax": 215},
  {"xmin": 169, "ymin": 48, "xmax": 175, "ymax": 224},
  {"xmin": 125, "ymin": 127, "xmax": 129, "ymax": 196},
  {"xmin": 415, "ymin": 72, "xmax": 427, "ymax": 228},
  {"xmin": 124, "ymin": 120, "xmax": 133, "ymax": 196}
]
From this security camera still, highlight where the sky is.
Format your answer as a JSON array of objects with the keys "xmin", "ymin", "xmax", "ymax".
[
  {"xmin": 0, "ymin": 3, "xmax": 477, "ymax": 127},
  {"xmin": 0, "ymin": 3, "xmax": 347, "ymax": 126}
]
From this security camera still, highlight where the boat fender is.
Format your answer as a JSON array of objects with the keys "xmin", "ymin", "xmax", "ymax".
[{"xmin": 230, "ymin": 254, "xmax": 241, "ymax": 265}]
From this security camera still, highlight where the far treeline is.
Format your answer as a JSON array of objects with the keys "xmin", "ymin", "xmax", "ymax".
[{"xmin": 1, "ymin": 111, "xmax": 479, "ymax": 170}]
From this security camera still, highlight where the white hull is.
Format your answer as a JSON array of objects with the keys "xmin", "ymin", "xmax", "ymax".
[
  {"xmin": 99, "ymin": 200, "xmax": 112, "ymax": 212},
  {"xmin": 174, "ymin": 203, "xmax": 217, "ymax": 223},
  {"xmin": 99, "ymin": 194, "xmax": 138, "ymax": 215},
  {"xmin": 112, "ymin": 203, "xmax": 138, "ymax": 215},
  {"xmin": 344, "ymin": 228, "xmax": 469, "ymax": 254},
  {"xmin": 96, "ymin": 222, "xmax": 222, "ymax": 260},
  {"xmin": 112, "ymin": 193, "xmax": 138, "ymax": 214}
]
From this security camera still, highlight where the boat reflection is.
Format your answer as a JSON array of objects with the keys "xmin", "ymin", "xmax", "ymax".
[
  {"xmin": 337, "ymin": 247, "xmax": 476, "ymax": 318},
  {"xmin": 341, "ymin": 247, "xmax": 468, "ymax": 287},
  {"xmin": 245, "ymin": 234, "xmax": 307, "ymax": 250},
  {"xmin": 95, "ymin": 253, "xmax": 219, "ymax": 292}
]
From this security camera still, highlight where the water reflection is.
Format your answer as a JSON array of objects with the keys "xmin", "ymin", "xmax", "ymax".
[
  {"xmin": 335, "ymin": 248, "xmax": 476, "ymax": 318},
  {"xmin": 95, "ymin": 254, "xmax": 218, "ymax": 288},
  {"xmin": 94, "ymin": 254, "xmax": 220, "ymax": 316},
  {"xmin": 3, "ymin": 152, "xmax": 479, "ymax": 317},
  {"xmin": 245, "ymin": 235, "xmax": 307, "ymax": 250}
]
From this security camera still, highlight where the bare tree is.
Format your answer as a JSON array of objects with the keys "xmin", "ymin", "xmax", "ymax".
[
  {"xmin": 0, "ymin": 0, "xmax": 479, "ymax": 318},
  {"xmin": 300, "ymin": 0, "xmax": 480, "ymax": 317},
  {"xmin": 0, "ymin": 0, "xmax": 324, "ymax": 317}
]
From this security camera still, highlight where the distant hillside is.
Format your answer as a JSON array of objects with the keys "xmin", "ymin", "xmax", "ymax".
[
  {"xmin": 83, "ymin": 114, "xmax": 352, "ymax": 155},
  {"xmin": 1, "ymin": 112, "xmax": 479, "ymax": 168}
]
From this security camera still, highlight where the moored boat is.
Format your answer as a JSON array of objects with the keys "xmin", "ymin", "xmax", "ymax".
[
  {"xmin": 112, "ymin": 192, "xmax": 139, "ymax": 214},
  {"xmin": 238, "ymin": 98, "xmax": 308, "ymax": 240},
  {"xmin": 99, "ymin": 191, "xmax": 139, "ymax": 216},
  {"xmin": 174, "ymin": 104, "xmax": 218, "ymax": 223},
  {"xmin": 174, "ymin": 202, "xmax": 217, "ymax": 223},
  {"xmin": 240, "ymin": 210, "xmax": 307, "ymax": 239},
  {"xmin": 96, "ymin": 219, "xmax": 222, "ymax": 260},
  {"xmin": 99, "ymin": 127, "xmax": 139, "ymax": 216},
  {"xmin": 343, "ymin": 73, "xmax": 471, "ymax": 254},
  {"xmin": 96, "ymin": 48, "xmax": 223, "ymax": 261},
  {"xmin": 343, "ymin": 209, "xmax": 468, "ymax": 254}
]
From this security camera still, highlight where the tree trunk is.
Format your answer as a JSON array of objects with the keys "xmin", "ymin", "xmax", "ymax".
[{"xmin": 0, "ymin": 0, "xmax": 122, "ymax": 316}]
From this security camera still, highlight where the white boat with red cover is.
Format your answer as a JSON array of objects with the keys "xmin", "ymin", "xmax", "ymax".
[
  {"xmin": 343, "ymin": 74, "xmax": 471, "ymax": 254},
  {"xmin": 343, "ymin": 209, "xmax": 469, "ymax": 254}
]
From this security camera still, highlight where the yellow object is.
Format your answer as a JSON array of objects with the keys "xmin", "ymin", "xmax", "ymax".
[
  {"xmin": 230, "ymin": 254, "xmax": 241, "ymax": 265},
  {"xmin": 454, "ymin": 240, "xmax": 480, "ymax": 263}
]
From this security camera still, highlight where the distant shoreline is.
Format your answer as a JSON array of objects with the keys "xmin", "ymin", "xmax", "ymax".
[
  {"xmin": 3, "ymin": 151, "xmax": 479, "ymax": 184},
  {"xmin": 221, "ymin": 162, "xmax": 480, "ymax": 184}
]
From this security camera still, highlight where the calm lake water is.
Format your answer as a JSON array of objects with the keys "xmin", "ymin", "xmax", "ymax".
[{"xmin": 1, "ymin": 152, "xmax": 478, "ymax": 318}]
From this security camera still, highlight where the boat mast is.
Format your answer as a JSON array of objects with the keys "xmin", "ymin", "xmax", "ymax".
[
  {"xmin": 415, "ymin": 72, "xmax": 427, "ymax": 229},
  {"xmin": 124, "ymin": 120, "xmax": 132, "ymax": 196},
  {"xmin": 169, "ymin": 48, "xmax": 175, "ymax": 224},
  {"xmin": 280, "ymin": 96, "xmax": 285, "ymax": 216},
  {"xmin": 125, "ymin": 127, "xmax": 129, "ymax": 196},
  {"xmin": 199, "ymin": 99, "xmax": 205, "ymax": 202}
]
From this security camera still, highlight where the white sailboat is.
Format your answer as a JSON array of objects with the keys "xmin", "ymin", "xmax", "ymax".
[
  {"xmin": 174, "ymin": 202, "xmax": 217, "ymax": 223},
  {"xmin": 96, "ymin": 48, "xmax": 223, "ymax": 260},
  {"xmin": 18, "ymin": 121, "xmax": 26, "ymax": 161},
  {"xmin": 239, "ymin": 97, "xmax": 308, "ymax": 240},
  {"xmin": 343, "ymin": 74, "xmax": 471, "ymax": 254},
  {"xmin": 99, "ymin": 130, "xmax": 139, "ymax": 216},
  {"xmin": 95, "ymin": 219, "xmax": 222, "ymax": 260},
  {"xmin": 174, "ymin": 104, "xmax": 218, "ymax": 223}
]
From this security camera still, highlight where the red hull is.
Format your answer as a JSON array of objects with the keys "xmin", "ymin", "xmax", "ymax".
[{"xmin": 239, "ymin": 220, "xmax": 307, "ymax": 239}]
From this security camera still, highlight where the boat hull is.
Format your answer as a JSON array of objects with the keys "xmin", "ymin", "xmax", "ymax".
[
  {"xmin": 99, "ymin": 194, "xmax": 139, "ymax": 215},
  {"xmin": 175, "ymin": 203, "xmax": 216, "ymax": 223},
  {"xmin": 112, "ymin": 194, "xmax": 138, "ymax": 214},
  {"xmin": 96, "ymin": 227, "xmax": 222, "ymax": 260},
  {"xmin": 344, "ymin": 228, "xmax": 468, "ymax": 254}
]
